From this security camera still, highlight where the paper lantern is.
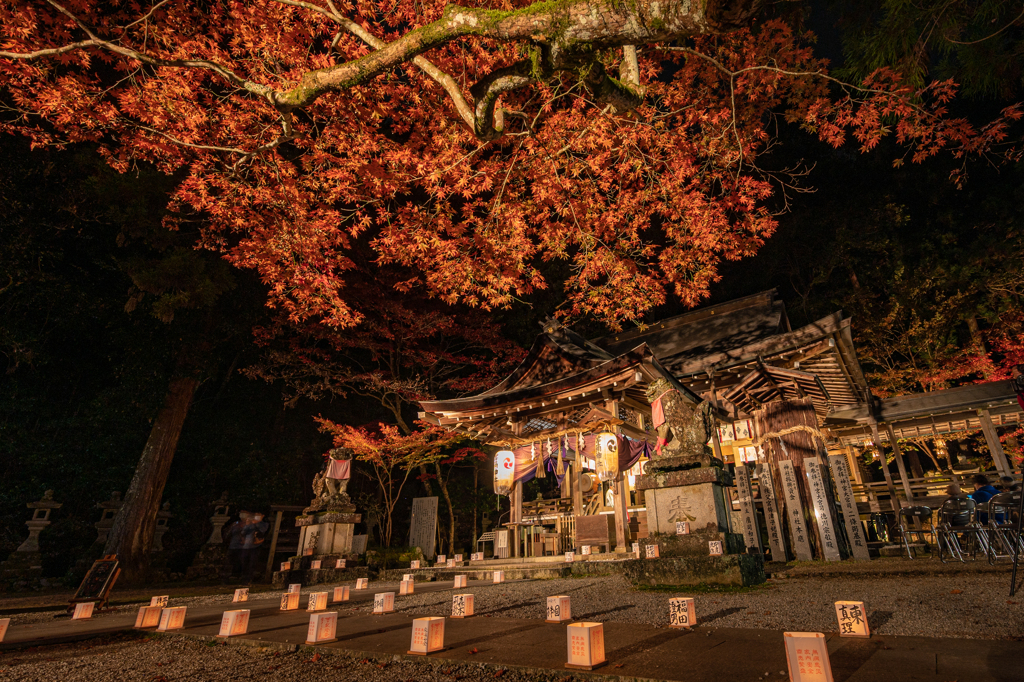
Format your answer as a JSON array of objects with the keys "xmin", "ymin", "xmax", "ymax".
[
  {"xmin": 454, "ymin": 575, "xmax": 467, "ymax": 588},
  {"xmin": 631, "ymin": 542, "xmax": 640, "ymax": 557},
  {"xmin": 355, "ymin": 578, "xmax": 368, "ymax": 590},
  {"xmin": 280, "ymin": 592, "xmax": 300, "ymax": 611},
  {"xmin": 446, "ymin": 559, "xmax": 456, "ymax": 568},
  {"xmin": 645, "ymin": 544, "xmax": 660, "ymax": 559},
  {"xmin": 594, "ymin": 432, "xmax": 619, "ymax": 483},
  {"xmin": 403, "ymin": 573, "xmax": 415, "ymax": 581},
  {"xmin": 233, "ymin": 588, "xmax": 249, "ymax": 603},
  {"xmin": 783, "ymin": 632, "xmax": 834, "ymax": 682},
  {"xmin": 311, "ymin": 559, "xmax": 322, "ymax": 569},
  {"xmin": 472, "ymin": 552, "xmax": 483, "ymax": 561},
  {"xmin": 302, "ymin": 547, "xmax": 314, "ymax": 556},
  {"xmin": 546, "ymin": 595, "xmax": 572, "ymax": 623},
  {"xmin": 149, "ymin": 595, "xmax": 169, "ymax": 608},
  {"xmin": 336, "ymin": 558, "xmax": 347, "ymax": 569},
  {"xmin": 400, "ymin": 579, "xmax": 415, "ymax": 595},
  {"xmin": 408, "ymin": 617, "xmax": 445, "ymax": 655},
  {"xmin": 410, "ymin": 560, "xmax": 420, "ymax": 569},
  {"xmin": 307, "ymin": 592, "xmax": 328, "ymax": 612},
  {"xmin": 494, "ymin": 450, "xmax": 516, "ymax": 495},
  {"xmin": 454, "ymin": 554, "xmax": 463, "ymax": 562},
  {"xmin": 566, "ymin": 622, "xmax": 606, "ymax": 670},
  {"xmin": 134, "ymin": 605, "xmax": 162, "ymax": 629},
  {"xmin": 287, "ymin": 583, "xmax": 301, "ymax": 594},
  {"xmin": 708, "ymin": 541, "xmax": 723, "ymax": 556},
  {"xmin": 306, "ymin": 612, "xmax": 338, "ymax": 644},
  {"xmin": 0, "ymin": 618, "xmax": 9, "ymax": 642},
  {"xmin": 668, "ymin": 598, "xmax": 696, "ymax": 628},
  {"xmin": 565, "ymin": 551, "xmax": 575, "ymax": 563},
  {"xmin": 452, "ymin": 594, "xmax": 474, "ymax": 619},
  {"xmin": 157, "ymin": 607, "xmax": 186, "ymax": 631},
  {"xmin": 280, "ymin": 561, "xmax": 292, "ymax": 571},
  {"xmin": 373, "ymin": 592, "xmax": 395, "ymax": 614},
  {"xmin": 834, "ymin": 601, "xmax": 870, "ymax": 638},
  {"xmin": 72, "ymin": 602, "xmax": 94, "ymax": 620},
  {"xmin": 332, "ymin": 586, "xmax": 350, "ymax": 602},
  {"xmin": 675, "ymin": 521, "xmax": 690, "ymax": 535},
  {"xmin": 437, "ymin": 554, "xmax": 446, "ymax": 563},
  {"xmin": 492, "ymin": 571, "xmax": 504, "ymax": 584},
  {"xmin": 581, "ymin": 545, "xmax": 591, "ymax": 555},
  {"xmin": 218, "ymin": 610, "xmax": 249, "ymax": 637}
]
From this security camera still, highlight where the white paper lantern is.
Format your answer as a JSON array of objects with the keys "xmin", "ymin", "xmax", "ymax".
[
  {"xmin": 72, "ymin": 602, "xmax": 94, "ymax": 620},
  {"xmin": 454, "ymin": 575, "xmax": 467, "ymax": 588},
  {"xmin": 668, "ymin": 598, "xmax": 696, "ymax": 628},
  {"xmin": 645, "ymin": 544, "xmax": 660, "ymax": 559},
  {"xmin": 307, "ymin": 592, "xmax": 328, "ymax": 612},
  {"xmin": 708, "ymin": 541, "xmax": 724, "ymax": 556},
  {"xmin": 280, "ymin": 561, "xmax": 292, "ymax": 571},
  {"xmin": 581, "ymin": 545, "xmax": 591, "ymax": 555},
  {"xmin": 452, "ymin": 594, "xmax": 474, "ymax": 619},
  {"xmin": 280, "ymin": 592, "xmax": 300, "ymax": 611},
  {"xmin": 332, "ymin": 586, "xmax": 350, "ymax": 602},
  {"xmin": 546, "ymin": 595, "xmax": 572, "ymax": 623},
  {"xmin": 149, "ymin": 595, "xmax": 169, "ymax": 608},
  {"xmin": 446, "ymin": 559, "xmax": 456, "ymax": 568},
  {"xmin": 355, "ymin": 578, "xmax": 368, "ymax": 590},
  {"xmin": 373, "ymin": 592, "xmax": 395, "ymax": 614},
  {"xmin": 566, "ymin": 622, "xmax": 606, "ymax": 670},
  {"xmin": 492, "ymin": 571, "xmax": 504, "ymax": 584},
  {"xmin": 400, "ymin": 579, "xmax": 415, "ymax": 595},
  {"xmin": 675, "ymin": 521, "xmax": 690, "ymax": 535},
  {"xmin": 311, "ymin": 559, "xmax": 322, "ymax": 569},
  {"xmin": 631, "ymin": 542, "xmax": 640, "ymax": 557},
  {"xmin": 565, "ymin": 551, "xmax": 575, "ymax": 563},
  {"xmin": 335, "ymin": 558, "xmax": 347, "ymax": 569},
  {"xmin": 454, "ymin": 554, "xmax": 463, "ymax": 562},
  {"xmin": 410, "ymin": 560, "xmax": 420, "ymax": 569},
  {"xmin": 437, "ymin": 554, "xmax": 447, "ymax": 563},
  {"xmin": 232, "ymin": 588, "xmax": 248, "ymax": 603},
  {"xmin": 157, "ymin": 607, "xmax": 186, "ymax": 631},
  {"xmin": 595, "ymin": 432, "xmax": 619, "ymax": 483},
  {"xmin": 783, "ymin": 632, "xmax": 834, "ymax": 682},
  {"xmin": 218, "ymin": 609, "xmax": 249, "ymax": 637},
  {"xmin": 134, "ymin": 605, "xmax": 162, "ymax": 629},
  {"xmin": 408, "ymin": 617, "xmax": 445, "ymax": 655},
  {"xmin": 306, "ymin": 612, "xmax": 338, "ymax": 644},
  {"xmin": 0, "ymin": 618, "xmax": 10, "ymax": 642},
  {"xmin": 494, "ymin": 450, "xmax": 516, "ymax": 495},
  {"xmin": 287, "ymin": 583, "xmax": 302, "ymax": 594},
  {"xmin": 834, "ymin": 601, "xmax": 870, "ymax": 638}
]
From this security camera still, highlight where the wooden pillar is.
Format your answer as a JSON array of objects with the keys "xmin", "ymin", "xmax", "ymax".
[
  {"xmin": 572, "ymin": 436, "xmax": 583, "ymax": 520},
  {"xmin": 608, "ymin": 398, "xmax": 630, "ymax": 553},
  {"xmin": 885, "ymin": 423, "xmax": 915, "ymax": 503},
  {"xmin": 708, "ymin": 372, "xmax": 726, "ymax": 463},
  {"xmin": 512, "ymin": 482, "xmax": 522, "ymax": 558},
  {"xmin": 979, "ymin": 409, "xmax": 1011, "ymax": 476},
  {"xmin": 263, "ymin": 509, "xmax": 284, "ymax": 581},
  {"xmin": 869, "ymin": 422, "xmax": 902, "ymax": 512}
]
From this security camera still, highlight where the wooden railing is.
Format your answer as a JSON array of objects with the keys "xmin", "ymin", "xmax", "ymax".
[{"xmin": 850, "ymin": 469, "xmax": 1021, "ymax": 513}]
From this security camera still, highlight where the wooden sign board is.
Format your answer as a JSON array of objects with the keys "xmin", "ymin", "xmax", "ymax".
[
  {"xmin": 668, "ymin": 597, "xmax": 696, "ymax": 628},
  {"xmin": 355, "ymin": 578, "xmax": 368, "ymax": 589},
  {"xmin": 835, "ymin": 601, "xmax": 870, "ymax": 638},
  {"xmin": 400, "ymin": 579, "xmax": 414, "ymax": 595},
  {"xmin": 546, "ymin": 595, "xmax": 572, "ymax": 623},
  {"xmin": 566, "ymin": 622, "xmax": 606, "ymax": 671},
  {"xmin": 72, "ymin": 557, "xmax": 119, "ymax": 610},
  {"xmin": 734, "ymin": 465, "xmax": 762, "ymax": 555},
  {"xmin": 332, "ymin": 586, "xmax": 350, "ymax": 602},
  {"xmin": 306, "ymin": 612, "xmax": 337, "ymax": 644},
  {"xmin": 784, "ymin": 632, "xmax": 834, "ymax": 682},
  {"xmin": 72, "ymin": 602, "xmax": 95, "ymax": 620},
  {"xmin": 454, "ymin": 575, "xmax": 467, "ymax": 588},
  {"xmin": 233, "ymin": 588, "xmax": 249, "ymax": 603},
  {"xmin": 452, "ymin": 594, "xmax": 474, "ymax": 618},
  {"xmin": 777, "ymin": 460, "xmax": 814, "ymax": 561},
  {"xmin": 280, "ymin": 592, "xmax": 300, "ymax": 611},
  {"xmin": 828, "ymin": 455, "xmax": 871, "ymax": 561},
  {"xmin": 805, "ymin": 464, "xmax": 842, "ymax": 562},
  {"xmin": 134, "ymin": 605, "xmax": 162, "ymax": 629},
  {"xmin": 492, "ymin": 571, "xmax": 504, "ymax": 584},
  {"xmin": 0, "ymin": 618, "xmax": 9, "ymax": 642},
  {"xmin": 373, "ymin": 592, "xmax": 395, "ymax": 614},
  {"xmin": 218, "ymin": 610, "xmax": 249, "ymax": 637},
  {"xmin": 756, "ymin": 463, "xmax": 787, "ymax": 562},
  {"xmin": 645, "ymin": 544, "xmax": 660, "ymax": 559},
  {"xmin": 157, "ymin": 606, "xmax": 186, "ymax": 631},
  {"xmin": 307, "ymin": 592, "xmax": 328, "ymax": 612},
  {"xmin": 408, "ymin": 617, "xmax": 445, "ymax": 655},
  {"xmin": 149, "ymin": 595, "xmax": 169, "ymax": 608}
]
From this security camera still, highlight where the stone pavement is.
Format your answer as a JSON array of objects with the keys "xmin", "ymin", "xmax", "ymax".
[{"xmin": 1, "ymin": 579, "xmax": 1021, "ymax": 681}]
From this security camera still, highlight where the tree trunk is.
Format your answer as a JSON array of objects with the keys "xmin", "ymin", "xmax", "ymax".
[
  {"xmin": 435, "ymin": 461, "xmax": 456, "ymax": 556},
  {"xmin": 103, "ymin": 375, "xmax": 199, "ymax": 583}
]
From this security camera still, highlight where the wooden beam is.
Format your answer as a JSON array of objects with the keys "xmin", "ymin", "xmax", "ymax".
[{"xmin": 978, "ymin": 409, "xmax": 1012, "ymax": 476}]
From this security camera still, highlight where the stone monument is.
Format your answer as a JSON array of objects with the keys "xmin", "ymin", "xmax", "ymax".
[
  {"xmin": 295, "ymin": 447, "xmax": 361, "ymax": 557},
  {"xmin": 186, "ymin": 492, "xmax": 232, "ymax": 580},
  {"xmin": 0, "ymin": 490, "xmax": 61, "ymax": 582},
  {"xmin": 93, "ymin": 491, "xmax": 123, "ymax": 548},
  {"xmin": 152, "ymin": 502, "xmax": 174, "ymax": 552}
]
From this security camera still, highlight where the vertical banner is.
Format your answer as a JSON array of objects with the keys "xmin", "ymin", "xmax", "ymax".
[
  {"xmin": 805, "ymin": 464, "xmax": 842, "ymax": 562},
  {"xmin": 734, "ymin": 465, "xmax": 762, "ymax": 554},
  {"xmin": 755, "ymin": 463, "xmax": 787, "ymax": 562},
  {"xmin": 827, "ymin": 454, "xmax": 870, "ymax": 560},
  {"xmin": 777, "ymin": 460, "xmax": 814, "ymax": 561}
]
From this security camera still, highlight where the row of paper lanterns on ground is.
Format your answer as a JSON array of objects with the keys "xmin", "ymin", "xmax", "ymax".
[{"xmin": 16, "ymin": 578, "xmax": 869, "ymax": 680}]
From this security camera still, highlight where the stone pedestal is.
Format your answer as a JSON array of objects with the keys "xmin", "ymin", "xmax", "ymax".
[
  {"xmin": 296, "ymin": 509, "xmax": 361, "ymax": 556},
  {"xmin": 637, "ymin": 466, "xmax": 733, "ymax": 539}
]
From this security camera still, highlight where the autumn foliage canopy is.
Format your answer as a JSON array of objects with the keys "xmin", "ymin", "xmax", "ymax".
[{"xmin": 1, "ymin": 0, "xmax": 1020, "ymax": 330}]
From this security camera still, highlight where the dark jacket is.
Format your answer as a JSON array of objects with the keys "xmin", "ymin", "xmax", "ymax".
[{"xmin": 970, "ymin": 485, "xmax": 1000, "ymax": 504}]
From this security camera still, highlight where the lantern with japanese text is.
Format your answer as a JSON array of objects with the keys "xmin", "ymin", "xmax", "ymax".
[
  {"xmin": 594, "ymin": 432, "xmax": 618, "ymax": 482},
  {"xmin": 494, "ymin": 450, "xmax": 516, "ymax": 495}
]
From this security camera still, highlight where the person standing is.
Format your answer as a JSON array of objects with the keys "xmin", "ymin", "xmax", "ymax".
[{"xmin": 239, "ymin": 511, "xmax": 269, "ymax": 583}]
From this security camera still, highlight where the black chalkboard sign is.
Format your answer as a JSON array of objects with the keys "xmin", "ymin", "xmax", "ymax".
[{"xmin": 72, "ymin": 557, "xmax": 119, "ymax": 605}]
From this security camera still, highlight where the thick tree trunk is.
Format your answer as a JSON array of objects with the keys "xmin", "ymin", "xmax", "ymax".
[
  {"xmin": 103, "ymin": 375, "xmax": 199, "ymax": 583},
  {"xmin": 435, "ymin": 462, "xmax": 457, "ymax": 555}
]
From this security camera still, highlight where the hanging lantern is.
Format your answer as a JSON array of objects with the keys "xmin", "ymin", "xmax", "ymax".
[
  {"xmin": 595, "ymin": 432, "xmax": 619, "ymax": 482},
  {"xmin": 494, "ymin": 450, "xmax": 516, "ymax": 495}
]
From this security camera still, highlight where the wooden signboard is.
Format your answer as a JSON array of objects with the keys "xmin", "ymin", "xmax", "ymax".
[
  {"xmin": 777, "ymin": 460, "xmax": 814, "ymax": 561},
  {"xmin": 756, "ymin": 463, "xmax": 787, "ymax": 562},
  {"xmin": 71, "ymin": 556, "xmax": 119, "ymax": 611},
  {"xmin": 805, "ymin": 464, "xmax": 842, "ymax": 562},
  {"xmin": 828, "ymin": 455, "xmax": 871, "ymax": 561},
  {"xmin": 734, "ymin": 466, "xmax": 762, "ymax": 555}
]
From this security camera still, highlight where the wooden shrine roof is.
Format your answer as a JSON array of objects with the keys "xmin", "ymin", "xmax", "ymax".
[{"xmin": 722, "ymin": 364, "xmax": 835, "ymax": 420}]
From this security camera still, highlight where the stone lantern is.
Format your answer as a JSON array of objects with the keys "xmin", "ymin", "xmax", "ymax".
[{"xmin": 0, "ymin": 490, "xmax": 62, "ymax": 581}]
